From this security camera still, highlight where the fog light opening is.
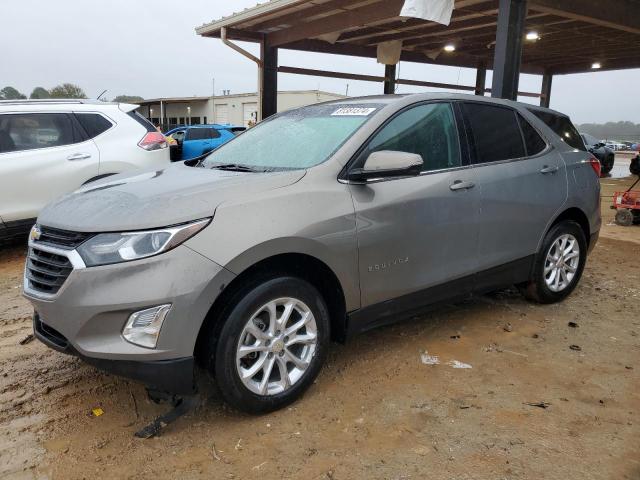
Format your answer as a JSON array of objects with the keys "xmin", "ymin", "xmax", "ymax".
[{"xmin": 122, "ymin": 304, "xmax": 171, "ymax": 349}]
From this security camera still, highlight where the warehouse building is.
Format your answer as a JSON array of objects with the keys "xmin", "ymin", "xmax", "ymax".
[{"xmin": 136, "ymin": 90, "xmax": 345, "ymax": 129}]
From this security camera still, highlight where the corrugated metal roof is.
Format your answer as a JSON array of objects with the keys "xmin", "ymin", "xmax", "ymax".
[{"xmin": 196, "ymin": 0, "xmax": 308, "ymax": 36}]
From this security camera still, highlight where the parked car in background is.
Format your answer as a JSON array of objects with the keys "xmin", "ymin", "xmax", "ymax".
[
  {"xmin": 581, "ymin": 133, "xmax": 615, "ymax": 175},
  {"xmin": 603, "ymin": 140, "xmax": 626, "ymax": 151},
  {"xmin": 0, "ymin": 100, "xmax": 169, "ymax": 242},
  {"xmin": 165, "ymin": 124, "xmax": 245, "ymax": 161},
  {"xmin": 24, "ymin": 94, "xmax": 600, "ymax": 414}
]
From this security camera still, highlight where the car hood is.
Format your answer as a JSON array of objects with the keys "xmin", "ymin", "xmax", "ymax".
[{"xmin": 38, "ymin": 163, "xmax": 306, "ymax": 232}]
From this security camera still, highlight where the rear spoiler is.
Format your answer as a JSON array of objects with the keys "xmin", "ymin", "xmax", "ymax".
[{"xmin": 118, "ymin": 103, "xmax": 139, "ymax": 113}]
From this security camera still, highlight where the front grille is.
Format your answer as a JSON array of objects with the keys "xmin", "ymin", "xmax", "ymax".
[
  {"xmin": 36, "ymin": 226, "xmax": 93, "ymax": 249},
  {"xmin": 26, "ymin": 247, "xmax": 73, "ymax": 294}
]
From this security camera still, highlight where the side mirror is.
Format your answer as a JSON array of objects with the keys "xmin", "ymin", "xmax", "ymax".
[{"xmin": 348, "ymin": 150, "xmax": 423, "ymax": 182}]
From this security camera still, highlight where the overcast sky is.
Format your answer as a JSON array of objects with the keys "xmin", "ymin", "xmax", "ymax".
[{"xmin": 3, "ymin": 0, "xmax": 638, "ymax": 124}]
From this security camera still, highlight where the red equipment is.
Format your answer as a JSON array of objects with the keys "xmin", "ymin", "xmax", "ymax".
[{"xmin": 612, "ymin": 176, "xmax": 640, "ymax": 226}]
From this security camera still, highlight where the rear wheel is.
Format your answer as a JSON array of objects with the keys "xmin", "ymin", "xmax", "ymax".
[
  {"xmin": 615, "ymin": 209, "xmax": 634, "ymax": 226},
  {"xmin": 212, "ymin": 276, "xmax": 330, "ymax": 414},
  {"xmin": 520, "ymin": 220, "xmax": 587, "ymax": 304}
]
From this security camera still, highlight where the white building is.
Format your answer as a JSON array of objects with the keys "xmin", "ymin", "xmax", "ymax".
[{"xmin": 137, "ymin": 90, "xmax": 346, "ymax": 129}]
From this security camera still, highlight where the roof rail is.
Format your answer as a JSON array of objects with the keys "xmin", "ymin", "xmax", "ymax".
[{"xmin": 0, "ymin": 99, "xmax": 116, "ymax": 106}]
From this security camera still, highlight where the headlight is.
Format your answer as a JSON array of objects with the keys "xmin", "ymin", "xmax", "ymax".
[{"xmin": 77, "ymin": 218, "xmax": 210, "ymax": 267}]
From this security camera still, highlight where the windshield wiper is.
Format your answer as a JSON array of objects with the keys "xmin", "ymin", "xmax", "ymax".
[{"xmin": 208, "ymin": 163, "xmax": 259, "ymax": 172}]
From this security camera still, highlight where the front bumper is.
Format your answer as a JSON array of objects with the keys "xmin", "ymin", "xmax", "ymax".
[
  {"xmin": 24, "ymin": 243, "xmax": 235, "ymax": 392},
  {"xmin": 34, "ymin": 312, "xmax": 195, "ymax": 394}
]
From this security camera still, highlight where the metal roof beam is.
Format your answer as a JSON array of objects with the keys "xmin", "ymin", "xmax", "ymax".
[
  {"xmin": 267, "ymin": 0, "xmax": 489, "ymax": 47},
  {"xmin": 529, "ymin": 0, "xmax": 640, "ymax": 35},
  {"xmin": 278, "ymin": 65, "xmax": 540, "ymax": 96},
  {"xmin": 250, "ymin": 0, "xmax": 375, "ymax": 32}
]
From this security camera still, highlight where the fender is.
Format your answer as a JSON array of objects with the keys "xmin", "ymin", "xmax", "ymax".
[{"xmin": 222, "ymin": 236, "xmax": 360, "ymax": 313}]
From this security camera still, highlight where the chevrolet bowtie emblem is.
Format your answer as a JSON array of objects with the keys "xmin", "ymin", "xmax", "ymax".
[{"xmin": 30, "ymin": 226, "xmax": 42, "ymax": 241}]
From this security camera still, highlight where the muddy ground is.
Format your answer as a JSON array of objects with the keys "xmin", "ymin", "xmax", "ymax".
[{"xmin": 1, "ymin": 161, "xmax": 639, "ymax": 479}]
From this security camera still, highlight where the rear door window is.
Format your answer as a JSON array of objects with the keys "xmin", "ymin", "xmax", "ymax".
[
  {"xmin": 527, "ymin": 109, "xmax": 585, "ymax": 151},
  {"xmin": 186, "ymin": 128, "xmax": 211, "ymax": 140},
  {"xmin": 210, "ymin": 128, "xmax": 221, "ymax": 139},
  {"xmin": 0, "ymin": 113, "xmax": 77, "ymax": 153},
  {"xmin": 517, "ymin": 114, "xmax": 547, "ymax": 156},
  {"xmin": 462, "ymin": 103, "xmax": 525, "ymax": 163},
  {"xmin": 74, "ymin": 113, "xmax": 113, "ymax": 139}
]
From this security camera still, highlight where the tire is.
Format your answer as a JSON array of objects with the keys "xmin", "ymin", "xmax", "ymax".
[
  {"xmin": 213, "ymin": 276, "xmax": 330, "ymax": 414},
  {"xmin": 520, "ymin": 220, "xmax": 587, "ymax": 304},
  {"xmin": 631, "ymin": 156, "xmax": 640, "ymax": 176},
  {"xmin": 615, "ymin": 209, "xmax": 634, "ymax": 227},
  {"xmin": 600, "ymin": 155, "xmax": 614, "ymax": 175}
]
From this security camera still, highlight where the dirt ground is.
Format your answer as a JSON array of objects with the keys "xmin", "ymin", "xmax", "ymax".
[{"xmin": 1, "ymin": 158, "xmax": 639, "ymax": 480}]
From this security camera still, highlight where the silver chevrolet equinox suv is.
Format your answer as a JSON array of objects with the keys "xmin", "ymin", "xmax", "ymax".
[{"xmin": 24, "ymin": 94, "xmax": 601, "ymax": 413}]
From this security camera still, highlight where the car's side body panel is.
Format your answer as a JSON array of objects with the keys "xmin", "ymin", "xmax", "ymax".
[
  {"xmin": 0, "ymin": 126, "xmax": 100, "ymax": 222},
  {"xmin": 348, "ymin": 167, "xmax": 481, "ymax": 308},
  {"xmin": 185, "ymin": 174, "xmax": 362, "ymax": 312}
]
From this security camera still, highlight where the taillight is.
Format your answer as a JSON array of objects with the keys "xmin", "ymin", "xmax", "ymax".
[
  {"xmin": 588, "ymin": 156, "xmax": 601, "ymax": 177},
  {"xmin": 138, "ymin": 132, "xmax": 168, "ymax": 151}
]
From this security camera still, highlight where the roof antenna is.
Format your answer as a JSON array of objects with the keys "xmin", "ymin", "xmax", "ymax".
[{"xmin": 97, "ymin": 89, "xmax": 108, "ymax": 101}]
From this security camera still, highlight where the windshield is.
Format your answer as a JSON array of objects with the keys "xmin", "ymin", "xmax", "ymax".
[{"xmin": 201, "ymin": 104, "xmax": 381, "ymax": 171}]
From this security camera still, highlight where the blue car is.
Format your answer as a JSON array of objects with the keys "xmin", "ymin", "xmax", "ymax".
[{"xmin": 165, "ymin": 124, "xmax": 245, "ymax": 161}]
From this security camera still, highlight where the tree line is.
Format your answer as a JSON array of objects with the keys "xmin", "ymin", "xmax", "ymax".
[
  {"xmin": 577, "ymin": 121, "xmax": 640, "ymax": 141},
  {"xmin": 0, "ymin": 84, "xmax": 143, "ymax": 103}
]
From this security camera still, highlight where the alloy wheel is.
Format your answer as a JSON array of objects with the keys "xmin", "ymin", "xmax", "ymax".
[
  {"xmin": 235, "ymin": 297, "xmax": 318, "ymax": 396},
  {"xmin": 544, "ymin": 233, "xmax": 580, "ymax": 292}
]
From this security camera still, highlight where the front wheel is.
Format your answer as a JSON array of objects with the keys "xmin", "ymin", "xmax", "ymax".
[
  {"xmin": 213, "ymin": 276, "xmax": 330, "ymax": 414},
  {"xmin": 520, "ymin": 220, "xmax": 587, "ymax": 304}
]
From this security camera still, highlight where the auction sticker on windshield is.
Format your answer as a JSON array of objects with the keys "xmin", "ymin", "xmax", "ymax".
[{"xmin": 331, "ymin": 107, "xmax": 377, "ymax": 116}]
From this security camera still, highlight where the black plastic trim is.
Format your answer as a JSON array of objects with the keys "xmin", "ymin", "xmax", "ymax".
[
  {"xmin": 588, "ymin": 230, "xmax": 599, "ymax": 254},
  {"xmin": 347, "ymin": 255, "xmax": 535, "ymax": 338},
  {"xmin": 0, "ymin": 218, "xmax": 35, "ymax": 243}
]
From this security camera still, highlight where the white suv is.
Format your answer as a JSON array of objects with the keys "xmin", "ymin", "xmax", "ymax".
[{"xmin": 0, "ymin": 99, "xmax": 170, "ymax": 242}]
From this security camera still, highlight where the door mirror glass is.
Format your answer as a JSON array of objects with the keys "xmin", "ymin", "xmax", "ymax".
[{"xmin": 348, "ymin": 150, "xmax": 423, "ymax": 181}]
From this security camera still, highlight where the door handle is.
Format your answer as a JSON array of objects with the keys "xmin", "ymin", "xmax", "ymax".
[
  {"xmin": 67, "ymin": 153, "xmax": 92, "ymax": 161},
  {"xmin": 539, "ymin": 165, "xmax": 559, "ymax": 174},
  {"xmin": 449, "ymin": 180, "xmax": 475, "ymax": 191}
]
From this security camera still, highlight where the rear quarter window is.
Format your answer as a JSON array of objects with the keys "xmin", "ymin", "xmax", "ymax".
[
  {"xmin": 74, "ymin": 113, "xmax": 113, "ymax": 139},
  {"xmin": 528, "ymin": 109, "xmax": 585, "ymax": 151},
  {"xmin": 517, "ymin": 114, "xmax": 547, "ymax": 156},
  {"xmin": 127, "ymin": 111, "xmax": 156, "ymax": 133}
]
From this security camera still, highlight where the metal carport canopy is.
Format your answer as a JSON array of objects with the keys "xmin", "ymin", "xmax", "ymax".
[{"xmin": 195, "ymin": 0, "xmax": 640, "ymax": 118}]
